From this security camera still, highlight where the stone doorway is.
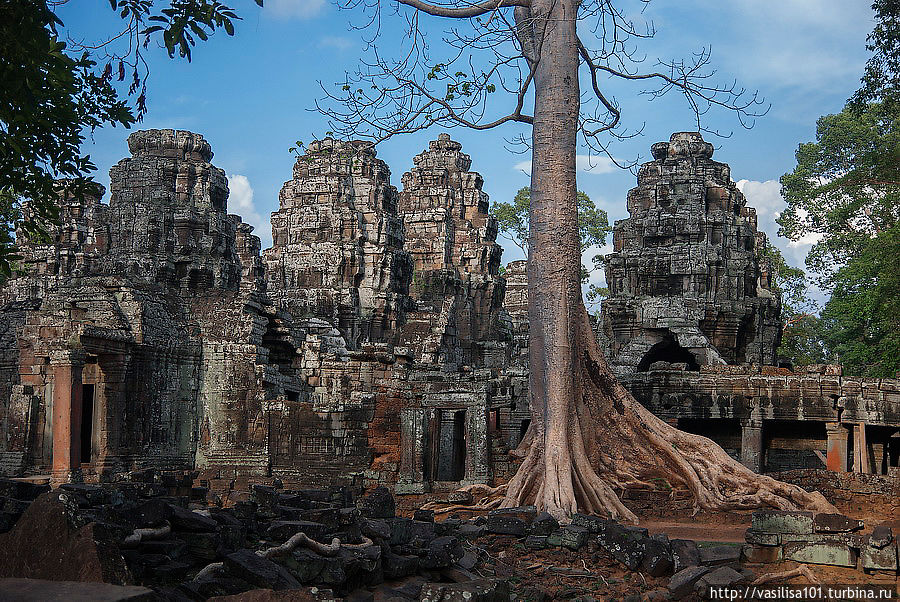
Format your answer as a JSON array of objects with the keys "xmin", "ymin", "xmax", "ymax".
[
  {"xmin": 637, "ymin": 337, "xmax": 700, "ymax": 371},
  {"xmin": 80, "ymin": 384, "xmax": 95, "ymax": 464}
]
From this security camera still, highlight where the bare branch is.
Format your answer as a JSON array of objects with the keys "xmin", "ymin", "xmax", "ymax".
[{"xmin": 397, "ymin": 0, "xmax": 529, "ymax": 18}]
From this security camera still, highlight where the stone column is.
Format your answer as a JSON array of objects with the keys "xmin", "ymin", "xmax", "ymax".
[
  {"xmin": 740, "ymin": 419, "xmax": 764, "ymax": 473},
  {"xmin": 826, "ymin": 422, "xmax": 849, "ymax": 472},
  {"xmin": 396, "ymin": 408, "xmax": 429, "ymax": 494},
  {"xmin": 463, "ymin": 401, "xmax": 491, "ymax": 486},
  {"xmin": 50, "ymin": 350, "xmax": 85, "ymax": 486}
]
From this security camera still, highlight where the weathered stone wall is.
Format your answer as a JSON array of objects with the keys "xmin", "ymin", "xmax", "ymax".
[
  {"xmin": 0, "ymin": 130, "xmax": 278, "ymax": 484},
  {"xmin": 263, "ymin": 139, "xmax": 411, "ymax": 349},
  {"xmin": 600, "ymin": 132, "xmax": 782, "ymax": 375},
  {"xmin": 1, "ymin": 128, "xmax": 896, "ymax": 493}
]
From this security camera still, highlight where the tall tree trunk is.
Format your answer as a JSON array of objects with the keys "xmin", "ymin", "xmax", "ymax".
[{"xmin": 501, "ymin": 0, "xmax": 837, "ymax": 521}]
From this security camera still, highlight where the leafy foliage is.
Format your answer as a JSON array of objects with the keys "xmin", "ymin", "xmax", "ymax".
[
  {"xmin": 0, "ymin": 0, "xmax": 261, "ymax": 276},
  {"xmin": 820, "ymin": 224, "xmax": 900, "ymax": 377},
  {"xmin": 492, "ymin": 186, "xmax": 611, "ymax": 307},
  {"xmin": 758, "ymin": 243, "xmax": 830, "ymax": 366},
  {"xmin": 851, "ymin": 0, "xmax": 900, "ymax": 111},
  {"xmin": 778, "ymin": 102, "xmax": 900, "ymax": 289}
]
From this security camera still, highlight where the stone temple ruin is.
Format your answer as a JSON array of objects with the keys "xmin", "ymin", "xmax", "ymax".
[{"xmin": 0, "ymin": 130, "xmax": 897, "ymax": 496}]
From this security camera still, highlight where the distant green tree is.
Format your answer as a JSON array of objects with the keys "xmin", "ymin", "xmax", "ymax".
[
  {"xmin": 492, "ymin": 186, "xmax": 611, "ymax": 308},
  {"xmin": 820, "ymin": 224, "xmax": 900, "ymax": 377},
  {"xmin": 851, "ymin": 0, "xmax": 900, "ymax": 111},
  {"xmin": 0, "ymin": 0, "xmax": 261, "ymax": 276},
  {"xmin": 778, "ymin": 102, "xmax": 899, "ymax": 289},
  {"xmin": 759, "ymin": 242, "xmax": 831, "ymax": 366}
]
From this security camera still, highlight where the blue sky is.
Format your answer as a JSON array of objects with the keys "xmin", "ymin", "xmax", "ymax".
[{"xmin": 58, "ymin": 0, "xmax": 875, "ymax": 301}]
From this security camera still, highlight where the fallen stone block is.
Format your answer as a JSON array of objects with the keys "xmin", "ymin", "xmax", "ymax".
[
  {"xmin": 456, "ymin": 524, "xmax": 484, "ymax": 539},
  {"xmin": 420, "ymin": 536, "xmax": 464, "ymax": 569},
  {"xmin": 870, "ymin": 525, "xmax": 893, "ymax": 549},
  {"xmin": 783, "ymin": 541, "xmax": 857, "ymax": 567},
  {"xmin": 667, "ymin": 566, "xmax": 710, "ymax": 600},
  {"xmin": 742, "ymin": 544, "xmax": 782, "ymax": 563},
  {"xmin": 382, "ymin": 552, "xmax": 419, "ymax": 579},
  {"xmin": 358, "ymin": 487, "xmax": 395, "ymax": 519},
  {"xmin": 595, "ymin": 521, "xmax": 645, "ymax": 570},
  {"xmin": 282, "ymin": 548, "xmax": 327, "ymax": 583},
  {"xmin": 745, "ymin": 529, "xmax": 780, "ymax": 546},
  {"xmin": 814, "ymin": 513, "xmax": 864, "ymax": 533},
  {"xmin": 168, "ymin": 504, "xmax": 219, "ymax": 532},
  {"xmin": 409, "ymin": 520, "xmax": 437, "ymax": 543},
  {"xmin": 529, "ymin": 511, "xmax": 559, "ymax": 536},
  {"xmin": 861, "ymin": 542, "xmax": 898, "ymax": 572},
  {"xmin": 640, "ymin": 537, "xmax": 674, "ymax": 577},
  {"xmin": 698, "ymin": 545, "xmax": 741, "ymax": 566},
  {"xmin": 695, "ymin": 566, "xmax": 743, "ymax": 597},
  {"xmin": 484, "ymin": 514, "xmax": 527, "ymax": 537},
  {"xmin": 387, "ymin": 517, "xmax": 413, "ymax": 546},
  {"xmin": 224, "ymin": 549, "xmax": 301, "ymax": 590},
  {"xmin": 178, "ymin": 531, "xmax": 222, "ymax": 561},
  {"xmin": 0, "ymin": 478, "xmax": 50, "ymax": 501},
  {"xmin": 267, "ymin": 520, "xmax": 329, "ymax": 543},
  {"xmin": 420, "ymin": 578, "xmax": 509, "ymax": 602},
  {"xmin": 0, "ymin": 491, "xmax": 131, "ymax": 584},
  {"xmin": 639, "ymin": 537, "xmax": 674, "ymax": 577},
  {"xmin": 752, "ymin": 510, "xmax": 814, "ymax": 535},
  {"xmin": 524, "ymin": 535, "xmax": 548, "ymax": 550},
  {"xmin": 486, "ymin": 505, "xmax": 536, "ymax": 523},
  {"xmin": 571, "ymin": 513, "xmax": 609, "ymax": 533},
  {"xmin": 361, "ymin": 518, "xmax": 391, "ymax": 542},
  {"xmin": 671, "ymin": 539, "xmax": 700, "ymax": 572},
  {"xmin": 0, "ymin": 578, "xmax": 154, "ymax": 601},
  {"xmin": 546, "ymin": 526, "xmax": 589, "ymax": 551}
]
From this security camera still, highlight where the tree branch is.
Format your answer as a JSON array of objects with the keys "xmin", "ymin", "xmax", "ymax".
[{"xmin": 397, "ymin": 0, "xmax": 530, "ymax": 19}]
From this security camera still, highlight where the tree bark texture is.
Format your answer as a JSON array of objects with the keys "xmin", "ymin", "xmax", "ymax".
[{"xmin": 505, "ymin": 0, "xmax": 837, "ymax": 521}]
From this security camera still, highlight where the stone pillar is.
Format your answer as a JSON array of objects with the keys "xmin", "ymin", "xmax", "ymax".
[
  {"xmin": 396, "ymin": 408, "xmax": 429, "ymax": 494},
  {"xmin": 50, "ymin": 350, "xmax": 85, "ymax": 486},
  {"xmin": 740, "ymin": 419, "xmax": 764, "ymax": 473},
  {"xmin": 826, "ymin": 422, "xmax": 849, "ymax": 472},
  {"xmin": 463, "ymin": 402, "xmax": 491, "ymax": 486}
]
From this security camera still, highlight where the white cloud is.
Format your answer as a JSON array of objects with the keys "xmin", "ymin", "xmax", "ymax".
[
  {"xmin": 735, "ymin": 179, "xmax": 782, "ymax": 218},
  {"xmin": 319, "ymin": 36, "xmax": 353, "ymax": 51},
  {"xmin": 266, "ymin": 0, "xmax": 325, "ymax": 19},
  {"xmin": 736, "ymin": 178, "xmax": 820, "ymax": 268},
  {"xmin": 227, "ymin": 174, "xmax": 272, "ymax": 248},
  {"xmin": 514, "ymin": 155, "xmax": 617, "ymax": 175}
]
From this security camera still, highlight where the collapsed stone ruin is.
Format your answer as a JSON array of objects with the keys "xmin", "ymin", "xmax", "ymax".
[{"xmin": 0, "ymin": 129, "xmax": 897, "ymax": 498}]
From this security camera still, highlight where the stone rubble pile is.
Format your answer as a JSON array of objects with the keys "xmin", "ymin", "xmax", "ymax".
[
  {"xmin": 0, "ymin": 476, "xmax": 781, "ymax": 601},
  {"xmin": 744, "ymin": 509, "xmax": 899, "ymax": 574}
]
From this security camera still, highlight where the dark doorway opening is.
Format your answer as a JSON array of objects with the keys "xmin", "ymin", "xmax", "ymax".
[
  {"xmin": 80, "ymin": 384, "xmax": 95, "ymax": 464},
  {"xmin": 436, "ymin": 409, "xmax": 467, "ymax": 481},
  {"xmin": 637, "ymin": 336, "xmax": 700, "ymax": 371},
  {"xmin": 285, "ymin": 390, "xmax": 299, "ymax": 402}
]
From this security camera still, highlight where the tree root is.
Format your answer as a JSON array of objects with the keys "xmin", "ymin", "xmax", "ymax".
[
  {"xmin": 751, "ymin": 564, "xmax": 821, "ymax": 586},
  {"xmin": 258, "ymin": 532, "xmax": 341, "ymax": 559},
  {"xmin": 122, "ymin": 522, "xmax": 171, "ymax": 547},
  {"xmin": 480, "ymin": 305, "xmax": 838, "ymax": 522},
  {"xmin": 192, "ymin": 532, "xmax": 374, "ymax": 582},
  {"xmin": 192, "ymin": 562, "xmax": 224, "ymax": 582},
  {"xmin": 420, "ymin": 484, "xmax": 508, "ymax": 514}
]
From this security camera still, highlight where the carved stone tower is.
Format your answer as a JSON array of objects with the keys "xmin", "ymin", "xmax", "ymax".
[{"xmin": 599, "ymin": 132, "xmax": 781, "ymax": 374}]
